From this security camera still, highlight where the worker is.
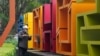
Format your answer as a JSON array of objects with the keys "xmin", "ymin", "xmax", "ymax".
[{"xmin": 18, "ymin": 25, "xmax": 31, "ymax": 56}]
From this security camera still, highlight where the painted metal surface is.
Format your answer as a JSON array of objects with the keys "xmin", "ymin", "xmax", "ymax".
[
  {"xmin": 56, "ymin": 0, "xmax": 71, "ymax": 55},
  {"xmin": 72, "ymin": 1, "xmax": 95, "ymax": 56},
  {"xmin": 0, "ymin": 0, "xmax": 15, "ymax": 46},
  {"xmin": 27, "ymin": 13, "xmax": 34, "ymax": 49},
  {"xmin": 76, "ymin": 0, "xmax": 100, "ymax": 56},
  {"xmin": 32, "ymin": 6, "xmax": 43, "ymax": 50},
  {"xmin": 43, "ymin": 31, "xmax": 51, "ymax": 52},
  {"xmin": 51, "ymin": 0, "xmax": 56, "ymax": 52},
  {"xmin": 23, "ymin": 12, "xmax": 34, "ymax": 49},
  {"xmin": 43, "ymin": 4, "xmax": 52, "ymax": 52},
  {"xmin": 43, "ymin": 4, "xmax": 51, "ymax": 24}
]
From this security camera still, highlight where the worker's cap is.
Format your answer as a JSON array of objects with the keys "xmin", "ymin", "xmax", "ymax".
[{"xmin": 23, "ymin": 25, "xmax": 28, "ymax": 29}]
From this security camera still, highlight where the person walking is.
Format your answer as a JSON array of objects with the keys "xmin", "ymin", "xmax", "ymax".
[{"xmin": 18, "ymin": 25, "xmax": 31, "ymax": 56}]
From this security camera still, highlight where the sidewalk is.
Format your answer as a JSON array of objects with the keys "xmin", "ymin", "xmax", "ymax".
[
  {"xmin": 16, "ymin": 49, "xmax": 63, "ymax": 56},
  {"xmin": 27, "ymin": 50, "xmax": 63, "ymax": 56}
]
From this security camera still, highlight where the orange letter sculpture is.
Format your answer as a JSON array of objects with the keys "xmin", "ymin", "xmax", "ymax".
[{"xmin": 0, "ymin": 0, "xmax": 15, "ymax": 46}]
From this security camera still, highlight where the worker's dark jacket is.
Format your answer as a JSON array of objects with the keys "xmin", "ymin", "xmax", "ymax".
[{"xmin": 18, "ymin": 31, "xmax": 31, "ymax": 49}]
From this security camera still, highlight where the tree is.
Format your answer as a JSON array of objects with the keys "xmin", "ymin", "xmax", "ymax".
[
  {"xmin": 0, "ymin": 0, "xmax": 50, "ymax": 33},
  {"xmin": 0, "ymin": 0, "xmax": 50, "ymax": 20}
]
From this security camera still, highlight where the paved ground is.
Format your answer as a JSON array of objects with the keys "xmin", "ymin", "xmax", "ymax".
[
  {"xmin": 16, "ymin": 50, "xmax": 64, "ymax": 56},
  {"xmin": 27, "ymin": 50, "xmax": 63, "ymax": 56}
]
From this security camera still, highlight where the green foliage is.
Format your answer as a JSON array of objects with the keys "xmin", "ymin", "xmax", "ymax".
[
  {"xmin": 0, "ymin": 35, "xmax": 17, "ymax": 56},
  {"xmin": 37, "ymin": 0, "xmax": 50, "ymax": 4},
  {"xmin": 0, "ymin": 14, "xmax": 8, "ymax": 31},
  {"xmin": 5, "ymin": 35, "xmax": 18, "ymax": 46},
  {"xmin": 25, "ymin": 0, "xmax": 42, "ymax": 12},
  {"xmin": 0, "ymin": 14, "xmax": 8, "ymax": 23},
  {"xmin": 0, "ymin": 43, "xmax": 16, "ymax": 56},
  {"xmin": 0, "ymin": 0, "xmax": 50, "ymax": 34},
  {"xmin": 0, "ymin": 0, "xmax": 9, "ymax": 17},
  {"xmin": 24, "ymin": 0, "xmax": 50, "ymax": 12}
]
